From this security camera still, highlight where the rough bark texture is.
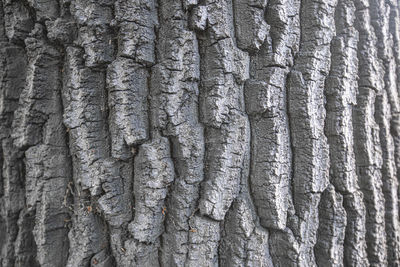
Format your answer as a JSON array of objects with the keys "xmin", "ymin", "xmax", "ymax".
[{"xmin": 1, "ymin": 0, "xmax": 400, "ymax": 266}]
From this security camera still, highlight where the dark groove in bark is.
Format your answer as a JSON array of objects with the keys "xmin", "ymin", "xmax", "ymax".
[{"xmin": 318, "ymin": 1, "xmax": 368, "ymax": 266}]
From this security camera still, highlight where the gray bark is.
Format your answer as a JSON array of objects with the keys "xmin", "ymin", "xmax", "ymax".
[{"xmin": 1, "ymin": 0, "xmax": 400, "ymax": 266}]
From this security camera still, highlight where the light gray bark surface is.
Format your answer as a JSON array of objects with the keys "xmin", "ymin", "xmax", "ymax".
[{"xmin": 1, "ymin": 0, "xmax": 400, "ymax": 266}]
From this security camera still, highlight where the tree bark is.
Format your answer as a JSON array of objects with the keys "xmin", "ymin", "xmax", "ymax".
[{"xmin": 1, "ymin": 0, "xmax": 400, "ymax": 266}]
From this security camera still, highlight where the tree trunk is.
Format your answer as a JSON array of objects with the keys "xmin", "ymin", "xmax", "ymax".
[{"xmin": 1, "ymin": 0, "xmax": 400, "ymax": 266}]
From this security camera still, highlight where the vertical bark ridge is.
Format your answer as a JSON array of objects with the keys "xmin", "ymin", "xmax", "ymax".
[
  {"xmin": 188, "ymin": 0, "xmax": 252, "ymax": 265},
  {"xmin": 374, "ymin": 91, "xmax": 400, "ymax": 264},
  {"xmin": 59, "ymin": 4, "xmax": 120, "ymax": 264},
  {"xmin": 219, "ymin": 192, "xmax": 274, "ymax": 267},
  {"xmin": 196, "ymin": 0, "xmax": 250, "ymax": 222},
  {"xmin": 104, "ymin": 0, "xmax": 155, "ymax": 265},
  {"xmin": 120, "ymin": 137, "xmax": 173, "ymax": 267},
  {"xmin": 369, "ymin": 0, "xmax": 400, "ymax": 264},
  {"xmin": 16, "ymin": 37, "xmax": 71, "ymax": 267},
  {"xmin": 0, "ymin": 23, "xmax": 28, "ymax": 266},
  {"xmin": 150, "ymin": 1, "xmax": 207, "ymax": 266},
  {"xmin": 285, "ymin": 0, "xmax": 337, "ymax": 265},
  {"xmin": 318, "ymin": 0, "xmax": 368, "ymax": 266},
  {"xmin": 62, "ymin": 46, "xmax": 111, "ymax": 267},
  {"xmin": 0, "ymin": 1, "xmax": 32, "ymax": 266},
  {"xmin": 354, "ymin": 0, "xmax": 388, "ymax": 265},
  {"xmin": 387, "ymin": 0, "xmax": 400, "ymax": 225},
  {"xmin": 314, "ymin": 185, "xmax": 346, "ymax": 267},
  {"xmin": 208, "ymin": 1, "xmax": 275, "ymax": 266},
  {"xmin": 243, "ymin": 0, "xmax": 302, "ymax": 266},
  {"xmin": 3, "ymin": 1, "xmax": 72, "ymax": 266},
  {"xmin": 244, "ymin": 0, "xmax": 291, "ymax": 232},
  {"xmin": 69, "ymin": 0, "xmax": 115, "ymax": 68}
]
